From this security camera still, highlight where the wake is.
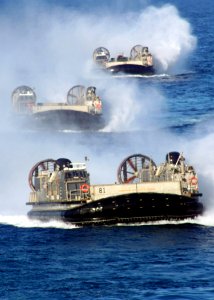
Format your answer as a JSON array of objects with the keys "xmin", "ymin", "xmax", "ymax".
[
  {"xmin": 0, "ymin": 215, "xmax": 78, "ymax": 230},
  {"xmin": 1, "ymin": 213, "xmax": 214, "ymax": 229}
]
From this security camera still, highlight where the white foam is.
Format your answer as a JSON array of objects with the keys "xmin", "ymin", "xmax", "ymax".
[
  {"xmin": 112, "ymin": 74, "xmax": 170, "ymax": 79},
  {"xmin": 1, "ymin": 213, "xmax": 214, "ymax": 229},
  {"xmin": 117, "ymin": 215, "xmax": 214, "ymax": 227},
  {"xmin": 0, "ymin": 215, "xmax": 78, "ymax": 229}
]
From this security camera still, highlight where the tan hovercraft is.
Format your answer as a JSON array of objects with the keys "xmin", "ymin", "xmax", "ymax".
[{"xmin": 26, "ymin": 152, "xmax": 203, "ymax": 226}]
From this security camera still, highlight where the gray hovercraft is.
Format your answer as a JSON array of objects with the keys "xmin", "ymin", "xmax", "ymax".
[
  {"xmin": 26, "ymin": 152, "xmax": 203, "ymax": 226},
  {"xmin": 11, "ymin": 85, "xmax": 104, "ymax": 130}
]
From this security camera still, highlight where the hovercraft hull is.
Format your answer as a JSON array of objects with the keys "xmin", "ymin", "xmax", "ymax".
[
  {"xmin": 15, "ymin": 110, "xmax": 105, "ymax": 131},
  {"xmin": 27, "ymin": 192, "xmax": 203, "ymax": 226},
  {"xmin": 106, "ymin": 64, "xmax": 155, "ymax": 75}
]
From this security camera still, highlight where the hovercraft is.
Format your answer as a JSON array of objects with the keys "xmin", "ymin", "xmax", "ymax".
[
  {"xmin": 11, "ymin": 85, "xmax": 104, "ymax": 130},
  {"xmin": 93, "ymin": 45, "xmax": 155, "ymax": 75},
  {"xmin": 26, "ymin": 152, "xmax": 204, "ymax": 226}
]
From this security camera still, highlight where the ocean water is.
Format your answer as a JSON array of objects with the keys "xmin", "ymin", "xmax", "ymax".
[
  {"xmin": 0, "ymin": 0, "xmax": 214, "ymax": 299},
  {"xmin": 1, "ymin": 221, "xmax": 214, "ymax": 300}
]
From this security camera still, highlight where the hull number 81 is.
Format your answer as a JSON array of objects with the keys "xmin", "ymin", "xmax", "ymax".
[{"xmin": 98, "ymin": 187, "xmax": 106, "ymax": 193}]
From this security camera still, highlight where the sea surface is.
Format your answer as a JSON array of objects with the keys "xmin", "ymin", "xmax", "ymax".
[{"xmin": 0, "ymin": 0, "xmax": 214, "ymax": 299}]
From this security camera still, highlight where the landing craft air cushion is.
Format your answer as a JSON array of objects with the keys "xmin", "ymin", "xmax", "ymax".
[
  {"xmin": 26, "ymin": 152, "xmax": 204, "ymax": 226},
  {"xmin": 12, "ymin": 85, "xmax": 104, "ymax": 130},
  {"xmin": 93, "ymin": 45, "xmax": 155, "ymax": 75}
]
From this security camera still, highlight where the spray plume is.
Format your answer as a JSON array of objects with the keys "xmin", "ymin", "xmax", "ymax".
[{"xmin": 0, "ymin": 1, "xmax": 213, "ymax": 227}]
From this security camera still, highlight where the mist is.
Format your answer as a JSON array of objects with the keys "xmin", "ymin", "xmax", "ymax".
[
  {"xmin": 0, "ymin": 2, "xmax": 196, "ymax": 100},
  {"xmin": 0, "ymin": 1, "xmax": 213, "ymax": 227}
]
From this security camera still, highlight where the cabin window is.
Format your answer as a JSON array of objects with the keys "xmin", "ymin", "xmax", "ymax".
[
  {"xmin": 65, "ymin": 172, "xmax": 73, "ymax": 179},
  {"xmin": 67, "ymin": 183, "xmax": 80, "ymax": 192},
  {"xmin": 65, "ymin": 171, "xmax": 87, "ymax": 179},
  {"xmin": 96, "ymin": 55, "xmax": 107, "ymax": 61}
]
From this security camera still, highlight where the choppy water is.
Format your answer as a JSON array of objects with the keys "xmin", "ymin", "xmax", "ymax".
[
  {"xmin": 0, "ymin": 0, "xmax": 214, "ymax": 299},
  {"xmin": 1, "ymin": 219, "xmax": 214, "ymax": 300}
]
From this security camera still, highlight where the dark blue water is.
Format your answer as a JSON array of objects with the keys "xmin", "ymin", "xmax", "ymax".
[
  {"xmin": 1, "ymin": 224, "xmax": 214, "ymax": 299},
  {"xmin": 1, "ymin": 0, "xmax": 214, "ymax": 299}
]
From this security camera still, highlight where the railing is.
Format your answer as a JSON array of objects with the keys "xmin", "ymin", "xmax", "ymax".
[
  {"xmin": 140, "ymin": 169, "xmax": 177, "ymax": 182},
  {"xmin": 29, "ymin": 188, "xmax": 90, "ymax": 203}
]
